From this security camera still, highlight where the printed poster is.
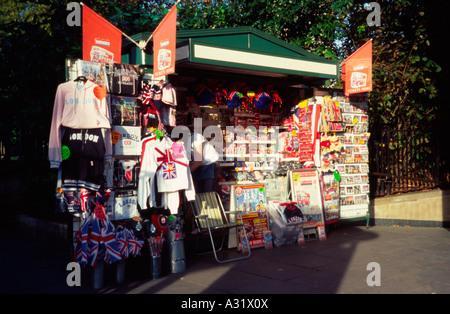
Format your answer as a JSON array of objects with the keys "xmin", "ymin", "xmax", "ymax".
[
  {"xmin": 238, "ymin": 211, "xmax": 269, "ymax": 248},
  {"xmin": 290, "ymin": 170, "xmax": 324, "ymax": 227},
  {"xmin": 232, "ymin": 184, "xmax": 269, "ymax": 248},
  {"xmin": 233, "ymin": 184, "xmax": 266, "ymax": 213}
]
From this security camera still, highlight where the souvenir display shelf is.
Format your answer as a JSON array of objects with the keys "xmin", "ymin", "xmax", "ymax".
[{"xmin": 319, "ymin": 93, "xmax": 370, "ymax": 221}]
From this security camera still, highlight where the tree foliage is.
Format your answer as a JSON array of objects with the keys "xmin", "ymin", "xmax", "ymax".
[
  {"xmin": 178, "ymin": 0, "xmax": 352, "ymax": 60},
  {"xmin": 178, "ymin": 0, "xmax": 443, "ymax": 132},
  {"xmin": 341, "ymin": 1, "xmax": 441, "ymax": 131}
]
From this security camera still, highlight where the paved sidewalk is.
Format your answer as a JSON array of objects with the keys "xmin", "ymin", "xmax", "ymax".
[{"xmin": 1, "ymin": 223, "xmax": 449, "ymax": 294}]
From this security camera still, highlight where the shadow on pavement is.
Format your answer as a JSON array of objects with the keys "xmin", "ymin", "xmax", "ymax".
[
  {"xmin": 2, "ymin": 219, "xmax": 450, "ymax": 295},
  {"xmin": 95, "ymin": 222, "xmax": 380, "ymax": 294}
]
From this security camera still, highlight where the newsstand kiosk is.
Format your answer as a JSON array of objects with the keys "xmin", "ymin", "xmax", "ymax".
[{"xmin": 52, "ymin": 27, "xmax": 370, "ymax": 288}]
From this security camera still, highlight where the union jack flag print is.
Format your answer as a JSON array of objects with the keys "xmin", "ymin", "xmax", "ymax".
[
  {"xmin": 126, "ymin": 228, "xmax": 144, "ymax": 257},
  {"xmin": 116, "ymin": 227, "xmax": 129, "ymax": 259},
  {"xmin": 88, "ymin": 217, "xmax": 102, "ymax": 267},
  {"xmin": 162, "ymin": 161, "xmax": 177, "ymax": 180},
  {"xmin": 100, "ymin": 218, "xmax": 122, "ymax": 264},
  {"xmin": 73, "ymin": 213, "xmax": 123, "ymax": 266}
]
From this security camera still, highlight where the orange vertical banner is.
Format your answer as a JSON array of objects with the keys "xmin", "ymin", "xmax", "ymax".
[
  {"xmin": 342, "ymin": 40, "xmax": 372, "ymax": 96},
  {"xmin": 82, "ymin": 5, "xmax": 122, "ymax": 63},
  {"xmin": 153, "ymin": 5, "xmax": 177, "ymax": 77}
]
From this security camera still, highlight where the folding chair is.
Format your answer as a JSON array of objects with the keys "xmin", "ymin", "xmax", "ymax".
[{"xmin": 190, "ymin": 192, "xmax": 251, "ymax": 263}]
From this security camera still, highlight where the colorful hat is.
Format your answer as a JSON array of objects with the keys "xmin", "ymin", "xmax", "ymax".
[
  {"xmin": 254, "ymin": 91, "xmax": 272, "ymax": 110},
  {"xmin": 226, "ymin": 91, "xmax": 246, "ymax": 109},
  {"xmin": 195, "ymin": 84, "xmax": 214, "ymax": 107},
  {"xmin": 214, "ymin": 87, "xmax": 228, "ymax": 105}
]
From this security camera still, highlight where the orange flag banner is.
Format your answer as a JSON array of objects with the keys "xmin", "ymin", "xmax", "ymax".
[
  {"xmin": 342, "ymin": 40, "xmax": 372, "ymax": 96},
  {"xmin": 153, "ymin": 5, "xmax": 177, "ymax": 77},
  {"xmin": 82, "ymin": 5, "xmax": 122, "ymax": 63}
]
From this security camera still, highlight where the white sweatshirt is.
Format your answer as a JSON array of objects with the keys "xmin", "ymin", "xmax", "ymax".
[
  {"xmin": 48, "ymin": 80, "xmax": 112, "ymax": 168},
  {"xmin": 161, "ymin": 83, "xmax": 177, "ymax": 106},
  {"xmin": 138, "ymin": 136, "xmax": 195, "ymax": 212}
]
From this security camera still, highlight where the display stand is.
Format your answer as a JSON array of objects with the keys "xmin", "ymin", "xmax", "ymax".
[
  {"xmin": 327, "ymin": 93, "xmax": 370, "ymax": 221},
  {"xmin": 287, "ymin": 169, "xmax": 327, "ymax": 241},
  {"xmin": 58, "ymin": 58, "xmax": 153, "ymax": 288}
]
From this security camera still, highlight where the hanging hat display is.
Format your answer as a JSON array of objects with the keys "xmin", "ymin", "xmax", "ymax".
[
  {"xmin": 253, "ymin": 91, "xmax": 272, "ymax": 110},
  {"xmin": 267, "ymin": 85, "xmax": 283, "ymax": 112},
  {"xmin": 195, "ymin": 83, "xmax": 214, "ymax": 107},
  {"xmin": 226, "ymin": 91, "xmax": 247, "ymax": 109},
  {"xmin": 214, "ymin": 87, "xmax": 228, "ymax": 106}
]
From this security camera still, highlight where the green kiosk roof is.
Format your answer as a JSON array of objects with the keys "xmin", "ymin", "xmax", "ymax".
[{"xmin": 122, "ymin": 27, "xmax": 338, "ymax": 84}]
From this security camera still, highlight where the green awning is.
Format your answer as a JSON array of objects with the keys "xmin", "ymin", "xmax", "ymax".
[{"xmin": 122, "ymin": 27, "xmax": 338, "ymax": 83}]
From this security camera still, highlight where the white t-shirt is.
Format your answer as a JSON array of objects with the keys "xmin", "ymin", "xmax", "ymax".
[{"xmin": 191, "ymin": 133, "xmax": 219, "ymax": 166}]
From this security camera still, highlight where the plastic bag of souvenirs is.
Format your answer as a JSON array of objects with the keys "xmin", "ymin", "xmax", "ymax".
[{"xmin": 267, "ymin": 202, "xmax": 304, "ymax": 247}]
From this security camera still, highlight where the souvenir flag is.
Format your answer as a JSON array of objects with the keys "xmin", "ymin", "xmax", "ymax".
[
  {"xmin": 88, "ymin": 216, "xmax": 101, "ymax": 267},
  {"xmin": 153, "ymin": 5, "xmax": 177, "ymax": 77},
  {"xmin": 116, "ymin": 227, "xmax": 129, "ymax": 259},
  {"xmin": 80, "ymin": 189, "xmax": 89, "ymax": 211},
  {"xmin": 162, "ymin": 161, "xmax": 177, "ymax": 180},
  {"xmin": 127, "ymin": 229, "xmax": 144, "ymax": 257},
  {"xmin": 341, "ymin": 40, "xmax": 372, "ymax": 96},
  {"xmin": 80, "ymin": 215, "xmax": 92, "ymax": 266},
  {"xmin": 73, "ymin": 229, "xmax": 83, "ymax": 264},
  {"xmin": 100, "ymin": 218, "xmax": 122, "ymax": 264},
  {"xmin": 293, "ymin": 107, "xmax": 301, "ymax": 130},
  {"xmin": 82, "ymin": 4, "xmax": 122, "ymax": 63}
]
